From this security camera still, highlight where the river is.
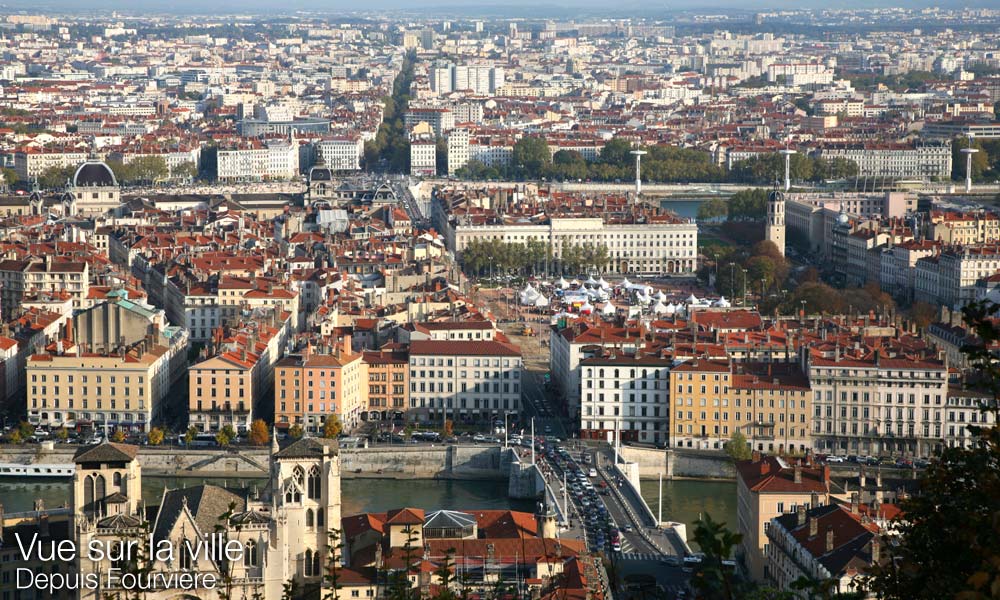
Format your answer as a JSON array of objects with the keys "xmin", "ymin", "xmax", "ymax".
[
  {"xmin": 0, "ymin": 475, "xmax": 736, "ymax": 537},
  {"xmin": 0, "ymin": 476, "xmax": 533, "ymax": 516},
  {"xmin": 639, "ymin": 478, "xmax": 738, "ymax": 550},
  {"xmin": 659, "ymin": 199, "xmax": 705, "ymax": 220}
]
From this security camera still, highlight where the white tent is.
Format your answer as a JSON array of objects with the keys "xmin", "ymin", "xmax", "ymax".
[
  {"xmin": 601, "ymin": 301, "xmax": 616, "ymax": 315},
  {"xmin": 595, "ymin": 289, "xmax": 610, "ymax": 302},
  {"xmin": 665, "ymin": 302, "xmax": 677, "ymax": 314},
  {"xmin": 714, "ymin": 296, "xmax": 731, "ymax": 308},
  {"xmin": 570, "ymin": 279, "xmax": 581, "ymax": 287},
  {"xmin": 579, "ymin": 300, "xmax": 594, "ymax": 314},
  {"xmin": 519, "ymin": 284, "xmax": 540, "ymax": 305},
  {"xmin": 686, "ymin": 293, "xmax": 700, "ymax": 305},
  {"xmin": 556, "ymin": 277, "xmax": 569, "ymax": 289},
  {"xmin": 654, "ymin": 290, "xmax": 667, "ymax": 301},
  {"xmin": 534, "ymin": 295, "xmax": 550, "ymax": 308},
  {"xmin": 598, "ymin": 277, "xmax": 610, "ymax": 290},
  {"xmin": 585, "ymin": 276, "xmax": 599, "ymax": 287},
  {"xmin": 620, "ymin": 277, "xmax": 632, "ymax": 288},
  {"xmin": 652, "ymin": 301, "xmax": 668, "ymax": 314}
]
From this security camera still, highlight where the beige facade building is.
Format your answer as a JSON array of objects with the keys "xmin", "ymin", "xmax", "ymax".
[
  {"xmin": 736, "ymin": 454, "xmax": 834, "ymax": 582},
  {"xmin": 274, "ymin": 343, "xmax": 366, "ymax": 434}
]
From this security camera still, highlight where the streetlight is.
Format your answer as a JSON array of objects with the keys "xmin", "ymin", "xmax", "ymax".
[{"xmin": 741, "ymin": 269, "xmax": 748, "ymax": 307}]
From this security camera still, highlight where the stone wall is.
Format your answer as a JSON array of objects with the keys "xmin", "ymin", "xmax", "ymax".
[{"xmin": 620, "ymin": 446, "xmax": 736, "ymax": 480}]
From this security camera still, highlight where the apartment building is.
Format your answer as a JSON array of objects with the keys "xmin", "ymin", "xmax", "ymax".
[
  {"xmin": 804, "ymin": 348, "xmax": 949, "ymax": 458},
  {"xmin": 550, "ymin": 321, "xmax": 644, "ymax": 421},
  {"xmin": 216, "ymin": 140, "xmax": 299, "ymax": 182},
  {"xmin": 736, "ymin": 454, "xmax": 834, "ymax": 582},
  {"xmin": 404, "ymin": 107, "xmax": 454, "ymax": 137},
  {"xmin": 943, "ymin": 387, "xmax": 996, "ymax": 449},
  {"xmin": 0, "ymin": 256, "xmax": 89, "ymax": 317},
  {"xmin": 670, "ymin": 360, "xmax": 811, "ymax": 454},
  {"xmin": 878, "ymin": 240, "xmax": 939, "ymax": 302},
  {"xmin": 766, "ymin": 502, "xmax": 881, "ymax": 596},
  {"xmin": 274, "ymin": 344, "xmax": 366, "ymax": 434},
  {"xmin": 410, "ymin": 139, "xmax": 437, "ymax": 177},
  {"xmin": 578, "ymin": 352, "xmax": 672, "ymax": 446},
  {"xmin": 447, "ymin": 129, "xmax": 471, "ymax": 174},
  {"xmin": 914, "ymin": 244, "xmax": 1000, "ymax": 308},
  {"xmin": 814, "ymin": 142, "xmax": 952, "ymax": 180},
  {"xmin": 13, "ymin": 148, "xmax": 89, "ymax": 181},
  {"xmin": 315, "ymin": 137, "xmax": 364, "ymax": 171},
  {"xmin": 927, "ymin": 211, "xmax": 1000, "ymax": 246},
  {"xmin": 189, "ymin": 316, "xmax": 290, "ymax": 433},
  {"xmin": 408, "ymin": 339, "xmax": 522, "ymax": 425},
  {"xmin": 362, "ymin": 348, "xmax": 409, "ymax": 422},
  {"xmin": 27, "ymin": 298, "xmax": 189, "ymax": 433}
]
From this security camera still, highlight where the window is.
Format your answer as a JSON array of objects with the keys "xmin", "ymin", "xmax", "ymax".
[
  {"xmin": 244, "ymin": 540, "xmax": 258, "ymax": 567},
  {"xmin": 308, "ymin": 465, "xmax": 321, "ymax": 499}
]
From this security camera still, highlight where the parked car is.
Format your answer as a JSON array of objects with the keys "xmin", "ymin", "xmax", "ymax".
[{"xmin": 826, "ymin": 455, "xmax": 845, "ymax": 463}]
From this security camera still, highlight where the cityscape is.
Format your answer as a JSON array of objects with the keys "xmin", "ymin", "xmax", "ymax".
[{"xmin": 0, "ymin": 4, "xmax": 998, "ymax": 600}]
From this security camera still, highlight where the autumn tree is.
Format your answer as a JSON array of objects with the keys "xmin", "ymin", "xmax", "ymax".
[
  {"xmin": 112, "ymin": 429, "xmax": 126, "ymax": 443},
  {"xmin": 323, "ymin": 414, "xmax": 343, "ymax": 439},
  {"xmin": 289, "ymin": 424, "xmax": 304, "ymax": 439},
  {"xmin": 249, "ymin": 419, "xmax": 270, "ymax": 445},
  {"xmin": 147, "ymin": 427, "xmax": 164, "ymax": 446},
  {"xmin": 184, "ymin": 425, "xmax": 198, "ymax": 445}
]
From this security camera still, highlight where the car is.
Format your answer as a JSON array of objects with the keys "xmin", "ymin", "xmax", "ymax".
[
  {"xmin": 623, "ymin": 524, "xmax": 633, "ymax": 532},
  {"xmin": 588, "ymin": 468, "xmax": 598, "ymax": 477},
  {"xmin": 659, "ymin": 556, "xmax": 681, "ymax": 567},
  {"xmin": 825, "ymin": 455, "xmax": 845, "ymax": 463}
]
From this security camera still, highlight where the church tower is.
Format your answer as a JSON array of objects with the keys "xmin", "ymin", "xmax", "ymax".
[
  {"xmin": 766, "ymin": 189, "xmax": 786, "ymax": 257},
  {"xmin": 272, "ymin": 437, "xmax": 342, "ymax": 589}
]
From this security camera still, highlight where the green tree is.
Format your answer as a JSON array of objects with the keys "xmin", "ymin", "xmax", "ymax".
[
  {"xmin": 323, "ymin": 527, "xmax": 345, "ymax": 600},
  {"xmin": 172, "ymin": 160, "xmax": 198, "ymax": 181},
  {"xmin": 215, "ymin": 424, "xmax": 237, "ymax": 447},
  {"xmin": 727, "ymin": 188, "xmax": 769, "ymax": 221},
  {"xmin": 690, "ymin": 514, "xmax": 742, "ymax": 600},
  {"xmin": 952, "ymin": 135, "xmax": 990, "ymax": 182},
  {"xmin": 37, "ymin": 165, "xmax": 76, "ymax": 189},
  {"xmin": 864, "ymin": 299, "xmax": 1000, "ymax": 599},
  {"xmin": 698, "ymin": 197, "xmax": 729, "ymax": 221},
  {"xmin": 512, "ymin": 135, "xmax": 551, "ymax": 178},
  {"xmin": 147, "ymin": 427, "xmax": 164, "ymax": 446},
  {"xmin": 288, "ymin": 424, "xmax": 304, "ymax": 439},
  {"xmin": 1, "ymin": 167, "xmax": 19, "ymax": 188},
  {"xmin": 600, "ymin": 137, "xmax": 634, "ymax": 167},
  {"xmin": 323, "ymin": 414, "xmax": 343, "ymax": 439},
  {"xmin": 724, "ymin": 430, "xmax": 752, "ymax": 460}
]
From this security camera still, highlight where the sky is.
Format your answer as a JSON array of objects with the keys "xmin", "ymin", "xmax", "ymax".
[{"xmin": 0, "ymin": 0, "xmax": 990, "ymax": 15}]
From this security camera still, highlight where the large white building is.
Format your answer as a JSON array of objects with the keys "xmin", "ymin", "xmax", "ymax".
[
  {"xmin": 408, "ymin": 339, "xmax": 523, "ymax": 425},
  {"xmin": 578, "ymin": 353, "xmax": 672, "ymax": 446},
  {"xmin": 804, "ymin": 349, "xmax": 949, "ymax": 458},
  {"xmin": 448, "ymin": 128, "xmax": 471, "ymax": 174},
  {"xmin": 216, "ymin": 140, "xmax": 299, "ymax": 182},
  {"xmin": 913, "ymin": 244, "xmax": 1000, "ymax": 308},
  {"xmin": 315, "ymin": 137, "xmax": 364, "ymax": 171},
  {"xmin": 410, "ymin": 138, "xmax": 437, "ymax": 177},
  {"xmin": 814, "ymin": 142, "xmax": 952, "ymax": 180}
]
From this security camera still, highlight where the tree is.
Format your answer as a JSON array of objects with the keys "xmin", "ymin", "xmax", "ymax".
[
  {"xmin": 908, "ymin": 301, "xmax": 937, "ymax": 329},
  {"xmin": 512, "ymin": 136, "xmax": 551, "ymax": 178},
  {"xmin": 172, "ymin": 160, "xmax": 198, "ymax": 181},
  {"xmin": 443, "ymin": 419, "xmax": 454, "ymax": 438},
  {"xmin": 112, "ymin": 429, "xmax": 126, "ymax": 443},
  {"xmin": 951, "ymin": 135, "xmax": 990, "ymax": 182},
  {"xmin": 323, "ymin": 527, "xmax": 345, "ymax": 600},
  {"xmin": 37, "ymin": 164, "xmax": 76, "ymax": 189},
  {"xmin": 690, "ymin": 514, "xmax": 742, "ymax": 600},
  {"xmin": 727, "ymin": 188, "xmax": 769, "ymax": 221},
  {"xmin": 289, "ymin": 424, "xmax": 304, "ymax": 439},
  {"xmin": 249, "ymin": 419, "xmax": 270, "ymax": 445},
  {"xmin": 323, "ymin": 414, "xmax": 343, "ymax": 439},
  {"xmin": 147, "ymin": 427, "xmax": 164, "ymax": 446},
  {"xmin": 1, "ymin": 167, "xmax": 19, "ymax": 188},
  {"xmin": 864, "ymin": 299, "xmax": 1000, "ymax": 600},
  {"xmin": 698, "ymin": 197, "xmax": 729, "ymax": 221},
  {"xmin": 724, "ymin": 430, "xmax": 752, "ymax": 460},
  {"xmin": 55, "ymin": 427, "xmax": 69, "ymax": 442},
  {"xmin": 216, "ymin": 424, "xmax": 237, "ymax": 447},
  {"xmin": 184, "ymin": 425, "xmax": 198, "ymax": 445},
  {"xmin": 600, "ymin": 137, "xmax": 634, "ymax": 167}
]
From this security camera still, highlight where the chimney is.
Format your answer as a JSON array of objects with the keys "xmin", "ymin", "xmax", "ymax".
[
  {"xmin": 810, "ymin": 492, "xmax": 820, "ymax": 509},
  {"xmin": 822, "ymin": 464, "xmax": 831, "ymax": 484},
  {"xmin": 876, "ymin": 467, "xmax": 882, "ymax": 488},
  {"xmin": 859, "ymin": 466, "xmax": 866, "ymax": 488},
  {"xmin": 869, "ymin": 536, "xmax": 880, "ymax": 563},
  {"xmin": 39, "ymin": 514, "xmax": 50, "ymax": 538},
  {"xmin": 808, "ymin": 515, "xmax": 818, "ymax": 537},
  {"xmin": 796, "ymin": 503, "xmax": 806, "ymax": 527},
  {"xmin": 850, "ymin": 492, "xmax": 859, "ymax": 514},
  {"xmin": 825, "ymin": 527, "xmax": 835, "ymax": 553},
  {"xmin": 793, "ymin": 463, "xmax": 802, "ymax": 484}
]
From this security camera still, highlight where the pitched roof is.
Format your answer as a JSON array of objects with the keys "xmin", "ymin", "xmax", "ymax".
[
  {"xmin": 274, "ymin": 437, "xmax": 340, "ymax": 459},
  {"xmin": 73, "ymin": 442, "xmax": 138, "ymax": 464},
  {"xmin": 152, "ymin": 484, "xmax": 245, "ymax": 543},
  {"xmin": 736, "ymin": 456, "xmax": 830, "ymax": 494}
]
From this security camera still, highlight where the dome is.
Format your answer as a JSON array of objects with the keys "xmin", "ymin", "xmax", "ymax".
[
  {"xmin": 837, "ymin": 212, "xmax": 850, "ymax": 225},
  {"xmin": 73, "ymin": 160, "xmax": 117, "ymax": 187},
  {"xmin": 309, "ymin": 156, "xmax": 333, "ymax": 182}
]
